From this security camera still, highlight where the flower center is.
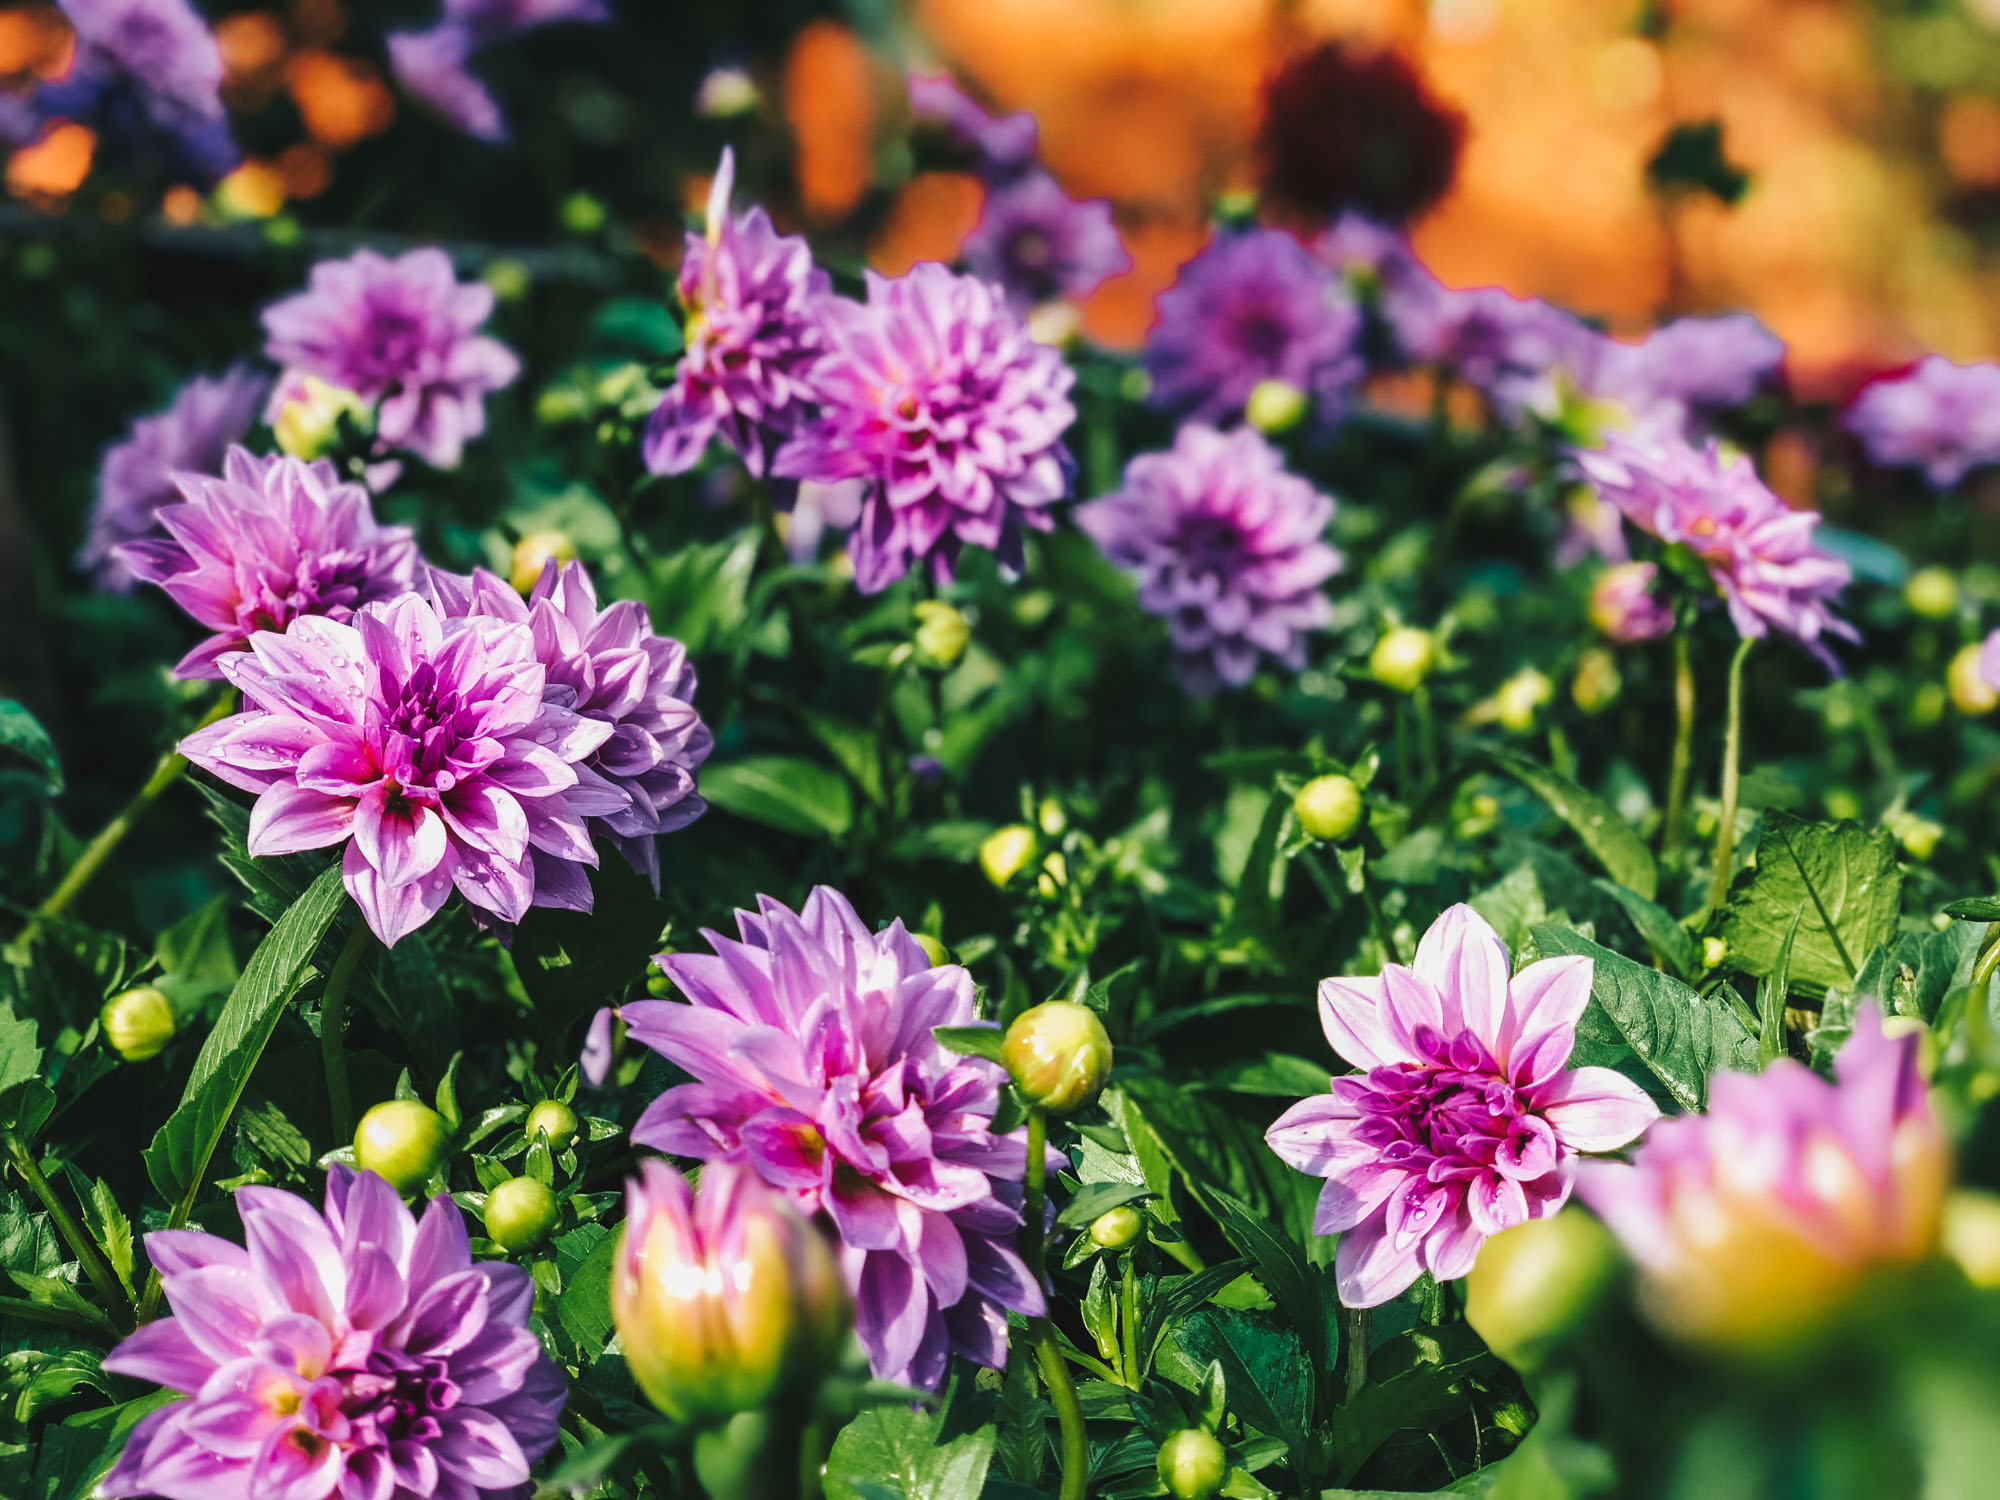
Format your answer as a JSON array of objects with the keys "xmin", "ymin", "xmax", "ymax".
[{"xmin": 341, "ymin": 1353, "xmax": 460, "ymax": 1448}]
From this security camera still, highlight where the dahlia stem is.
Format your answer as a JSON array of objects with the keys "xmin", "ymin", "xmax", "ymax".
[
  {"xmin": 5, "ymin": 1132, "xmax": 131, "ymax": 1332},
  {"xmin": 320, "ymin": 921, "xmax": 373, "ymax": 1145},
  {"xmin": 1974, "ymin": 927, "xmax": 2000, "ymax": 1000},
  {"xmin": 1412, "ymin": 683, "xmax": 1439, "ymax": 792},
  {"xmin": 1344, "ymin": 1306, "xmax": 1370, "ymax": 1402},
  {"xmin": 1662, "ymin": 632, "xmax": 1695, "ymax": 862},
  {"xmin": 1021, "ymin": 1107, "xmax": 1088, "ymax": 1500},
  {"xmin": 1701, "ymin": 638, "xmax": 1754, "ymax": 922}
]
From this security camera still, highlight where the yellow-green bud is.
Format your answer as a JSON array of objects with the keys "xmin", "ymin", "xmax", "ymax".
[
  {"xmin": 510, "ymin": 530, "xmax": 576, "ymax": 593},
  {"xmin": 1702, "ymin": 936, "xmax": 1728, "ymax": 970},
  {"xmin": 1369, "ymin": 626, "xmax": 1436, "ymax": 694},
  {"xmin": 1244, "ymin": 378, "xmax": 1308, "ymax": 435},
  {"xmin": 1003, "ymin": 1000, "xmax": 1112, "ymax": 1116},
  {"xmin": 353, "ymin": 1100, "xmax": 450, "ymax": 1194},
  {"xmin": 526, "ymin": 1099, "xmax": 579, "ymax": 1151},
  {"xmin": 1026, "ymin": 300, "xmax": 1082, "ymax": 349},
  {"xmin": 561, "ymin": 191, "xmax": 607, "ymax": 234},
  {"xmin": 1570, "ymin": 647, "xmax": 1621, "ymax": 716},
  {"xmin": 913, "ymin": 933, "xmax": 950, "ymax": 967},
  {"xmin": 1294, "ymin": 774, "xmax": 1362, "ymax": 842},
  {"xmin": 101, "ymin": 987, "xmax": 175, "ymax": 1062},
  {"xmin": 1889, "ymin": 811, "xmax": 1943, "ymax": 862},
  {"xmin": 912, "ymin": 600, "xmax": 970, "ymax": 667},
  {"xmin": 1905, "ymin": 566, "xmax": 1959, "ymax": 620},
  {"xmin": 1089, "ymin": 1204, "xmax": 1143, "ymax": 1250},
  {"xmin": 1464, "ymin": 1210, "xmax": 1624, "ymax": 1374},
  {"xmin": 1036, "ymin": 851, "xmax": 1068, "ymax": 898},
  {"xmin": 484, "ymin": 1175, "xmax": 559, "ymax": 1252},
  {"xmin": 1156, "ymin": 1428, "xmax": 1228, "ymax": 1500},
  {"xmin": 980, "ymin": 824, "xmax": 1039, "ymax": 887},
  {"xmin": 482, "ymin": 257, "xmax": 532, "ymax": 303},
  {"xmin": 1948, "ymin": 642, "xmax": 1999, "ymax": 716},
  {"xmin": 1944, "ymin": 1188, "xmax": 2000, "ymax": 1289},
  {"xmin": 272, "ymin": 375, "xmax": 371, "ymax": 460},
  {"xmin": 1037, "ymin": 797, "xmax": 1067, "ymax": 837},
  {"xmin": 1495, "ymin": 667, "xmax": 1554, "ymax": 734}
]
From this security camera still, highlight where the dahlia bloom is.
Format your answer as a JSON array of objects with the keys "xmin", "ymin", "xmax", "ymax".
[
  {"xmin": 116, "ymin": 447, "xmax": 418, "ymax": 679},
  {"xmin": 78, "ymin": 366, "xmax": 268, "ymax": 593},
  {"xmin": 1588, "ymin": 561, "xmax": 1674, "ymax": 644},
  {"xmin": 1075, "ymin": 424, "xmax": 1342, "ymax": 695},
  {"xmin": 426, "ymin": 560, "xmax": 711, "ymax": 896},
  {"xmin": 40, "ymin": 0, "xmax": 236, "ymax": 179},
  {"xmin": 1843, "ymin": 356, "xmax": 2000, "ymax": 488},
  {"xmin": 100, "ymin": 1166, "xmax": 564, "ymax": 1500},
  {"xmin": 961, "ymin": 170, "xmax": 1130, "ymax": 311},
  {"xmin": 643, "ymin": 148, "xmax": 834, "ymax": 479},
  {"xmin": 775, "ymin": 263, "xmax": 1076, "ymax": 592},
  {"xmin": 1313, "ymin": 212, "xmax": 1423, "ymax": 294},
  {"xmin": 262, "ymin": 248, "xmax": 521, "ymax": 469},
  {"xmin": 907, "ymin": 71, "xmax": 1038, "ymax": 180},
  {"xmin": 181, "ymin": 593, "xmax": 625, "ymax": 945},
  {"xmin": 1387, "ymin": 281, "xmax": 1590, "ymax": 406},
  {"xmin": 1143, "ymin": 229, "xmax": 1364, "ymax": 428},
  {"xmin": 1266, "ymin": 904, "xmax": 1658, "ymax": 1308},
  {"xmin": 1636, "ymin": 313, "xmax": 1785, "ymax": 412},
  {"xmin": 1580, "ymin": 1006, "xmax": 1948, "ymax": 1351},
  {"xmin": 1576, "ymin": 433, "xmax": 1857, "ymax": 669},
  {"xmin": 387, "ymin": 27, "xmax": 504, "ymax": 141},
  {"xmin": 621, "ymin": 886, "xmax": 1051, "ymax": 1389}
]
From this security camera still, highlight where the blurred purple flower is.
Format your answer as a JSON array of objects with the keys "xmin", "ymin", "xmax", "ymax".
[
  {"xmin": 439, "ymin": 0, "xmax": 607, "ymax": 44},
  {"xmin": 1076, "ymin": 424, "xmax": 1341, "ymax": 695},
  {"xmin": 1843, "ymin": 355, "xmax": 2000, "ymax": 488},
  {"xmin": 1267, "ymin": 904, "xmax": 1657, "ymax": 1308},
  {"xmin": 39, "ymin": 0, "xmax": 236, "ymax": 179},
  {"xmin": 961, "ymin": 169, "xmax": 1129, "ymax": 310},
  {"xmin": 78, "ymin": 365, "xmax": 267, "ymax": 593},
  {"xmin": 116, "ymin": 447, "xmax": 418, "ymax": 679},
  {"xmin": 1588, "ymin": 561, "xmax": 1674, "ymax": 644},
  {"xmin": 908, "ymin": 70, "xmax": 1038, "ymax": 180},
  {"xmin": 1387, "ymin": 279, "xmax": 1591, "ymax": 404},
  {"xmin": 775, "ymin": 263, "xmax": 1076, "ymax": 592},
  {"xmin": 644, "ymin": 148, "xmax": 834, "ymax": 479},
  {"xmin": 1143, "ymin": 228, "xmax": 1364, "ymax": 428},
  {"xmin": 262, "ymin": 248, "xmax": 521, "ymax": 470},
  {"xmin": 1636, "ymin": 313, "xmax": 1784, "ymax": 411},
  {"xmin": 387, "ymin": 27, "xmax": 504, "ymax": 141},
  {"xmin": 1313, "ymin": 211, "xmax": 1423, "ymax": 293},
  {"xmin": 101, "ymin": 1166, "xmax": 563, "ymax": 1500},
  {"xmin": 181, "ymin": 593, "xmax": 624, "ymax": 945},
  {"xmin": 621, "ymin": 886, "xmax": 1054, "ymax": 1389},
  {"xmin": 1982, "ymin": 631, "xmax": 2000, "ymax": 696},
  {"xmin": 426, "ymin": 560, "xmax": 711, "ymax": 897},
  {"xmin": 1577, "ymin": 432, "xmax": 1857, "ymax": 669}
]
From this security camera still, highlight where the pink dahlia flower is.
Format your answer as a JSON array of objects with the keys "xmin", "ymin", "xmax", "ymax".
[
  {"xmin": 181, "ymin": 593, "xmax": 625, "ymax": 945},
  {"xmin": 427, "ymin": 560, "xmax": 712, "ymax": 896},
  {"xmin": 1588, "ymin": 561, "xmax": 1674, "ymax": 645},
  {"xmin": 775, "ymin": 263, "xmax": 1076, "ymax": 593},
  {"xmin": 620, "ymin": 886, "xmax": 1053, "ymax": 1389},
  {"xmin": 116, "ymin": 446, "xmax": 418, "ymax": 680},
  {"xmin": 100, "ymin": 1166, "xmax": 564, "ymax": 1500},
  {"xmin": 1576, "ymin": 432, "xmax": 1857, "ymax": 670},
  {"xmin": 261, "ymin": 248, "xmax": 521, "ymax": 469},
  {"xmin": 387, "ymin": 26, "xmax": 504, "ymax": 141},
  {"xmin": 1075, "ymin": 423, "xmax": 1342, "ymax": 695},
  {"xmin": 1843, "ymin": 355, "xmax": 2000, "ymax": 489},
  {"xmin": 1267, "ymin": 904, "xmax": 1658, "ymax": 1308},
  {"xmin": 1579, "ymin": 1005, "xmax": 1947, "ymax": 1350}
]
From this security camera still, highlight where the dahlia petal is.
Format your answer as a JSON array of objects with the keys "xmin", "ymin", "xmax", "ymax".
[
  {"xmin": 1536, "ymin": 1066, "xmax": 1661, "ymax": 1152},
  {"xmin": 1413, "ymin": 903, "xmax": 1512, "ymax": 1045},
  {"xmin": 247, "ymin": 782, "xmax": 356, "ymax": 856},
  {"xmin": 1316, "ymin": 975, "xmax": 1406, "ymax": 1070},
  {"xmin": 1333, "ymin": 1210, "xmax": 1427, "ymax": 1308},
  {"xmin": 343, "ymin": 838, "xmax": 455, "ymax": 947},
  {"xmin": 102, "ymin": 1316, "xmax": 217, "ymax": 1391}
]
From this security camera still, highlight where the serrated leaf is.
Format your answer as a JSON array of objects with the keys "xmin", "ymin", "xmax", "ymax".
[
  {"xmin": 1479, "ymin": 748, "xmax": 1656, "ymax": 901},
  {"xmin": 1117, "ymin": 1077, "xmax": 1320, "ymax": 1245},
  {"xmin": 1178, "ymin": 1309, "xmax": 1312, "ymax": 1476},
  {"xmin": 552, "ymin": 1226, "xmax": 616, "ymax": 1362},
  {"xmin": 1720, "ymin": 812, "xmax": 1901, "ymax": 990},
  {"xmin": 701, "ymin": 755, "xmax": 855, "ymax": 839}
]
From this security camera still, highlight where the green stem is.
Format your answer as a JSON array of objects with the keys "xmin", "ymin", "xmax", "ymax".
[
  {"xmin": 1118, "ymin": 1255, "xmax": 1141, "ymax": 1388},
  {"xmin": 6, "ymin": 1134, "xmax": 131, "ymax": 1331},
  {"xmin": 1413, "ymin": 684, "xmax": 1439, "ymax": 793},
  {"xmin": 1021, "ymin": 1109, "xmax": 1088, "ymax": 1500},
  {"xmin": 320, "ymin": 923, "xmax": 372, "ymax": 1145},
  {"xmin": 1662, "ymin": 632, "xmax": 1695, "ymax": 862},
  {"xmin": 1356, "ymin": 855, "xmax": 1403, "ymax": 966},
  {"xmin": 1974, "ymin": 928, "xmax": 2000, "ymax": 998},
  {"xmin": 1702, "ymin": 639, "xmax": 1754, "ymax": 921},
  {"xmin": 1344, "ymin": 1306, "xmax": 1370, "ymax": 1402}
]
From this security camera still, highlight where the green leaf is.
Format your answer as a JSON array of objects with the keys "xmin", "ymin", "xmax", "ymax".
[
  {"xmin": 0, "ymin": 700, "xmax": 61, "ymax": 794},
  {"xmin": 1479, "ymin": 749, "xmax": 1656, "ymax": 900},
  {"xmin": 702, "ymin": 755, "xmax": 855, "ymax": 839},
  {"xmin": 1591, "ymin": 879, "xmax": 1697, "ymax": 979},
  {"xmin": 1116, "ymin": 1077, "xmax": 1320, "ymax": 1246},
  {"xmin": 551, "ymin": 1226, "xmax": 617, "ymax": 1363},
  {"xmin": 142, "ymin": 864, "xmax": 346, "ymax": 1206},
  {"xmin": 1327, "ymin": 1326, "xmax": 1501, "ymax": 1485},
  {"xmin": 510, "ymin": 852, "xmax": 666, "ymax": 1026},
  {"xmin": 1944, "ymin": 898, "xmax": 2000, "ymax": 922},
  {"xmin": 1531, "ymin": 924, "xmax": 1757, "ymax": 1112},
  {"xmin": 1757, "ymin": 907, "xmax": 1801, "ymax": 1069},
  {"xmin": 1207, "ymin": 1189, "xmax": 1335, "ymax": 1374},
  {"xmin": 1178, "ymin": 1309, "xmax": 1312, "ymax": 1476},
  {"xmin": 590, "ymin": 296, "xmax": 684, "ymax": 358},
  {"xmin": 646, "ymin": 532, "xmax": 757, "ymax": 652},
  {"xmin": 1055, "ymin": 1180, "xmax": 1152, "ymax": 1227},
  {"xmin": 931, "ymin": 1025, "xmax": 1006, "ymax": 1065},
  {"xmin": 822, "ymin": 1404, "xmax": 996, "ymax": 1500},
  {"xmin": 30, "ymin": 1388, "xmax": 178, "ymax": 1500},
  {"xmin": 1719, "ymin": 811, "xmax": 1902, "ymax": 991},
  {"xmin": 0, "ymin": 996, "xmax": 43, "ymax": 1098},
  {"xmin": 152, "ymin": 895, "xmax": 239, "ymax": 1014}
]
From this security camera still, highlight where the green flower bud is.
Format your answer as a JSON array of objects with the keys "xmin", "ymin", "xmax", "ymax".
[
  {"xmin": 912, "ymin": 600, "xmax": 971, "ymax": 667},
  {"xmin": 913, "ymin": 933, "xmax": 950, "ymax": 968},
  {"xmin": 1369, "ymin": 626, "xmax": 1436, "ymax": 694},
  {"xmin": 1003, "ymin": 1000, "xmax": 1112, "ymax": 1116},
  {"xmin": 1036, "ymin": 851, "xmax": 1068, "ymax": 898},
  {"xmin": 101, "ymin": 987, "xmax": 175, "ymax": 1062},
  {"xmin": 1905, "ymin": 566, "xmax": 1959, "ymax": 620},
  {"xmin": 1570, "ymin": 647, "xmax": 1621, "ymax": 716},
  {"xmin": 980, "ymin": 824, "xmax": 1039, "ymax": 888},
  {"xmin": 1089, "ymin": 1204, "xmax": 1143, "ymax": 1250},
  {"xmin": 1944, "ymin": 1188, "xmax": 2000, "ymax": 1289},
  {"xmin": 1294, "ymin": 774, "xmax": 1363, "ymax": 842},
  {"xmin": 526, "ymin": 1099, "xmax": 579, "ymax": 1151},
  {"xmin": 1494, "ymin": 667, "xmax": 1554, "ymax": 734},
  {"xmin": 484, "ymin": 1176, "xmax": 559, "ymax": 1252},
  {"xmin": 1464, "ymin": 1209, "xmax": 1624, "ymax": 1374},
  {"xmin": 1889, "ymin": 811, "xmax": 1944, "ymax": 862},
  {"xmin": 1036, "ymin": 797, "xmax": 1067, "ymax": 837},
  {"xmin": 1702, "ymin": 936, "xmax": 1728, "ymax": 970},
  {"xmin": 561, "ymin": 191, "xmax": 607, "ymax": 234},
  {"xmin": 510, "ymin": 530, "xmax": 576, "ymax": 593},
  {"xmin": 1156, "ymin": 1428, "xmax": 1228, "ymax": 1500},
  {"xmin": 1244, "ymin": 378, "xmax": 1308, "ymax": 435},
  {"xmin": 353, "ymin": 1100, "xmax": 450, "ymax": 1194},
  {"xmin": 482, "ymin": 257, "xmax": 532, "ymax": 303},
  {"xmin": 1949, "ymin": 642, "xmax": 1999, "ymax": 716}
]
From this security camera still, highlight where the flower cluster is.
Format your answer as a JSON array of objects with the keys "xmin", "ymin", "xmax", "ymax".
[
  {"xmin": 620, "ymin": 886, "xmax": 1051, "ymax": 1389},
  {"xmin": 389, "ymin": 0, "xmax": 608, "ymax": 140},
  {"xmin": 1844, "ymin": 356, "xmax": 2000, "ymax": 489},
  {"xmin": 101, "ymin": 1166, "xmax": 564, "ymax": 1500},
  {"xmin": 31, "ymin": 0, "xmax": 236, "ymax": 179}
]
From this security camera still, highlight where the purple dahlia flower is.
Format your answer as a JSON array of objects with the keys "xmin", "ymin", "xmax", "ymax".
[
  {"xmin": 181, "ymin": 593, "xmax": 625, "ymax": 945},
  {"xmin": 775, "ymin": 263, "xmax": 1077, "ymax": 592},
  {"xmin": 1386, "ymin": 279, "xmax": 1591, "ymax": 404},
  {"xmin": 439, "ymin": 0, "xmax": 607, "ymax": 44},
  {"xmin": 1075, "ymin": 423, "xmax": 1341, "ymax": 694},
  {"xmin": 262, "ymin": 248, "xmax": 521, "ymax": 470},
  {"xmin": 116, "ymin": 446, "xmax": 418, "ymax": 680},
  {"xmin": 1267, "ymin": 904, "xmax": 1658, "ymax": 1308},
  {"xmin": 1843, "ymin": 355, "xmax": 2000, "ymax": 489},
  {"xmin": 78, "ymin": 365, "xmax": 267, "ymax": 594},
  {"xmin": 426, "ymin": 560, "xmax": 712, "ymax": 897},
  {"xmin": 1143, "ymin": 228, "xmax": 1364, "ymax": 428},
  {"xmin": 621, "ymin": 886, "xmax": 1054, "ymax": 1389},
  {"xmin": 1576, "ymin": 432, "xmax": 1857, "ymax": 669},
  {"xmin": 643, "ymin": 148, "xmax": 834, "ymax": 479},
  {"xmin": 39, "ymin": 0, "xmax": 237, "ymax": 179},
  {"xmin": 1636, "ymin": 313, "xmax": 1784, "ymax": 412},
  {"xmin": 386, "ymin": 27, "xmax": 504, "ymax": 141},
  {"xmin": 907, "ymin": 70, "xmax": 1039, "ymax": 181},
  {"xmin": 101, "ymin": 1166, "xmax": 564, "ymax": 1500},
  {"xmin": 961, "ymin": 169, "xmax": 1129, "ymax": 311}
]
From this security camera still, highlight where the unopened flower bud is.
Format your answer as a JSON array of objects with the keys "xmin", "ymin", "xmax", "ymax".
[
  {"xmin": 913, "ymin": 933, "xmax": 949, "ymax": 967},
  {"xmin": 101, "ymin": 987, "xmax": 175, "ymax": 1062},
  {"xmin": 1003, "ymin": 1000, "xmax": 1112, "ymax": 1116},
  {"xmin": 1037, "ymin": 797, "xmax": 1067, "ymax": 837},
  {"xmin": 526, "ymin": 1098, "xmax": 579, "ymax": 1151},
  {"xmin": 1036, "ymin": 851, "xmax": 1068, "ymax": 898},
  {"xmin": 1369, "ymin": 626, "xmax": 1436, "ymax": 694},
  {"xmin": 1589, "ymin": 562, "xmax": 1673, "ymax": 644},
  {"xmin": 912, "ymin": 600, "xmax": 970, "ymax": 667},
  {"xmin": 1948, "ymin": 642, "xmax": 1999, "ymax": 716},
  {"xmin": 694, "ymin": 65, "xmax": 760, "ymax": 119},
  {"xmin": 510, "ymin": 530, "xmax": 576, "ymax": 594},
  {"xmin": 484, "ymin": 1175, "xmax": 559, "ymax": 1252},
  {"xmin": 1494, "ymin": 667, "xmax": 1554, "ymax": 734},
  {"xmin": 1465, "ymin": 1210, "xmax": 1623, "ymax": 1374},
  {"xmin": 1089, "ymin": 1204, "xmax": 1143, "ymax": 1250},
  {"xmin": 353, "ymin": 1100, "xmax": 450, "ymax": 1194},
  {"xmin": 1027, "ymin": 300, "xmax": 1082, "ymax": 349},
  {"xmin": 1244, "ymin": 379, "xmax": 1308, "ymax": 435},
  {"xmin": 980, "ymin": 824, "xmax": 1039, "ymax": 887},
  {"xmin": 1156, "ymin": 1428, "xmax": 1228, "ymax": 1500},
  {"xmin": 1702, "ymin": 936, "xmax": 1728, "ymax": 969},
  {"xmin": 613, "ymin": 1160, "xmax": 851, "ymax": 1424},
  {"xmin": 1571, "ymin": 648, "xmax": 1621, "ymax": 716},
  {"xmin": 1904, "ymin": 566, "xmax": 1959, "ymax": 621},
  {"xmin": 1294, "ymin": 774, "xmax": 1362, "ymax": 842},
  {"xmin": 1944, "ymin": 1188, "xmax": 2000, "ymax": 1289},
  {"xmin": 272, "ymin": 373, "xmax": 371, "ymax": 460},
  {"xmin": 1888, "ymin": 811, "xmax": 1943, "ymax": 862}
]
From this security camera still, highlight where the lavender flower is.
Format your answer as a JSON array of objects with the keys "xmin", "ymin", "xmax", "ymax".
[
  {"xmin": 78, "ymin": 366, "xmax": 267, "ymax": 593},
  {"xmin": 387, "ymin": 27, "xmax": 504, "ymax": 141},
  {"xmin": 262, "ymin": 248, "xmax": 521, "ymax": 470},
  {"xmin": 440, "ymin": 0, "xmax": 607, "ymax": 44},
  {"xmin": 1075, "ymin": 424, "xmax": 1341, "ymax": 694},
  {"xmin": 101, "ymin": 1166, "xmax": 564, "ymax": 1500},
  {"xmin": 620, "ymin": 886, "xmax": 1052, "ymax": 1389},
  {"xmin": 643, "ymin": 148, "xmax": 834, "ymax": 479},
  {"xmin": 181, "ymin": 593, "xmax": 625, "ymax": 945},
  {"xmin": 1577, "ymin": 432, "xmax": 1857, "ymax": 669},
  {"xmin": 907, "ymin": 70, "xmax": 1038, "ymax": 180},
  {"xmin": 40, "ymin": 0, "xmax": 236, "ymax": 179},
  {"xmin": 775, "ymin": 263, "xmax": 1076, "ymax": 592},
  {"xmin": 1267, "ymin": 904, "xmax": 1658, "ymax": 1308},
  {"xmin": 426, "ymin": 560, "xmax": 711, "ymax": 897},
  {"xmin": 1313, "ymin": 211, "xmax": 1423, "ymax": 294},
  {"xmin": 961, "ymin": 169, "xmax": 1129, "ymax": 310},
  {"xmin": 1636, "ymin": 313, "xmax": 1784, "ymax": 411},
  {"xmin": 1143, "ymin": 228, "xmax": 1364, "ymax": 428},
  {"xmin": 1588, "ymin": 561, "xmax": 1674, "ymax": 644},
  {"xmin": 116, "ymin": 446, "xmax": 418, "ymax": 679},
  {"xmin": 1387, "ymin": 280, "xmax": 1591, "ymax": 406},
  {"xmin": 1844, "ymin": 356, "xmax": 2000, "ymax": 488}
]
